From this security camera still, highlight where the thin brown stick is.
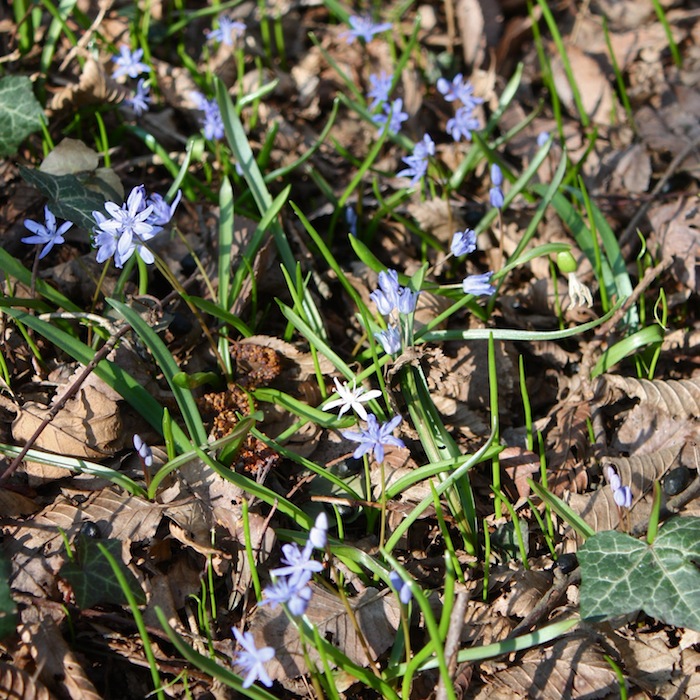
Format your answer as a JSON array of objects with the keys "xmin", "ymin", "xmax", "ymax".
[{"xmin": 0, "ymin": 323, "xmax": 131, "ymax": 483}]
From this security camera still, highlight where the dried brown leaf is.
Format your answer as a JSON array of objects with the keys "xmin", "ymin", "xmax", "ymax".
[
  {"xmin": 406, "ymin": 197, "xmax": 466, "ymax": 245},
  {"xmin": 252, "ymin": 585, "xmax": 400, "ymax": 684},
  {"xmin": 600, "ymin": 374, "xmax": 700, "ymax": 420},
  {"xmin": 48, "ymin": 58, "xmax": 128, "ymax": 114},
  {"xmin": 455, "ymin": 0, "xmax": 503, "ymax": 68},
  {"xmin": 0, "ymin": 661, "xmax": 55, "ymax": 700},
  {"xmin": 20, "ymin": 608, "xmax": 101, "ymax": 700},
  {"xmin": 546, "ymin": 400, "xmax": 591, "ymax": 494},
  {"xmin": 551, "ymin": 44, "xmax": 618, "ymax": 125},
  {"xmin": 608, "ymin": 628, "xmax": 681, "ymax": 695},
  {"xmin": 480, "ymin": 631, "xmax": 617, "ymax": 699}
]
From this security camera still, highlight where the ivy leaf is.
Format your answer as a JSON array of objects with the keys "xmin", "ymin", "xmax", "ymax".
[
  {"xmin": 0, "ymin": 552, "xmax": 17, "ymax": 639},
  {"xmin": 60, "ymin": 536, "xmax": 146, "ymax": 609},
  {"xmin": 19, "ymin": 166, "xmax": 109, "ymax": 230},
  {"xmin": 578, "ymin": 517, "xmax": 700, "ymax": 631},
  {"xmin": 0, "ymin": 76, "xmax": 44, "ymax": 157}
]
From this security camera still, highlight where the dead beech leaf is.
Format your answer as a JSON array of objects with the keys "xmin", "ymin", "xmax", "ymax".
[
  {"xmin": 648, "ymin": 198, "xmax": 700, "ymax": 292},
  {"xmin": 406, "ymin": 197, "xmax": 466, "ymax": 244},
  {"xmin": 500, "ymin": 446, "xmax": 541, "ymax": 501},
  {"xmin": 40, "ymin": 138, "xmax": 99, "ymax": 175},
  {"xmin": 608, "ymin": 628, "xmax": 681, "ymax": 695},
  {"xmin": 20, "ymin": 607, "xmax": 101, "ymax": 700},
  {"xmin": 610, "ymin": 143, "xmax": 651, "ymax": 194},
  {"xmin": 550, "ymin": 44, "xmax": 618, "ymax": 125},
  {"xmin": 0, "ymin": 661, "xmax": 55, "ymax": 700},
  {"xmin": 13, "ymin": 388, "xmax": 123, "ymax": 463},
  {"xmin": 48, "ymin": 57, "xmax": 128, "ymax": 114},
  {"xmin": 612, "ymin": 404, "xmax": 699, "ymax": 456},
  {"xmin": 490, "ymin": 569, "xmax": 552, "ymax": 619},
  {"xmin": 252, "ymin": 585, "xmax": 400, "ymax": 684},
  {"xmin": 480, "ymin": 631, "xmax": 617, "ymax": 699},
  {"xmin": 638, "ymin": 85, "xmax": 700, "ymax": 161},
  {"xmin": 600, "ymin": 374, "xmax": 700, "ymax": 420},
  {"xmin": 455, "ymin": 0, "xmax": 502, "ymax": 68}
]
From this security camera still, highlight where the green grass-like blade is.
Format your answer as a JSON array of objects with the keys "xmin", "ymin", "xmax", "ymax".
[
  {"xmin": 107, "ymin": 299, "xmax": 207, "ymax": 445},
  {"xmin": 2, "ymin": 307, "xmax": 192, "ymax": 452},
  {"xmin": 591, "ymin": 324, "xmax": 664, "ymax": 378},
  {"xmin": 0, "ymin": 443, "xmax": 145, "ymax": 496},
  {"xmin": 528, "ymin": 480, "xmax": 595, "ymax": 539}
]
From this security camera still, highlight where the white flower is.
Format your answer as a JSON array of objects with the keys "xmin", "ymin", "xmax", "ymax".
[
  {"xmin": 568, "ymin": 273, "xmax": 593, "ymax": 308},
  {"xmin": 322, "ymin": 377, "xmax": 382, "ymax": 421}
]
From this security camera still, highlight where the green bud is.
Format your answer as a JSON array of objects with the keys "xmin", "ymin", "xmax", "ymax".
[{"xmin": 556, "ymin": 251, "xmax": 577, "ymax": 274}]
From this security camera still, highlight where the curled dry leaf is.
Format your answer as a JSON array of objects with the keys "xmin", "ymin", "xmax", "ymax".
[
  {"xmin": 252, "ymin": 585, "xmax": 400, "ymax": 687},
  {"xmin": 0, "ymin": 661, "xmax": 54, "ymax": 700},
  {"xmin": 20, "ymin": 607, "xmax": 101, "ymax": 700},
  {"xmin": 478, "ymin": 630, "xmax": 617, "ymax": 699},
  {"xmin": 599, "ymin": 374, "xmax": 700, "ymax": 421},
  {"xmin": 48, "ymin": 57, "xmax": 129, "ymax": 115},
  {"xmin": 550, "ymin": 43, "xmax": 618, "ymax": 125}
]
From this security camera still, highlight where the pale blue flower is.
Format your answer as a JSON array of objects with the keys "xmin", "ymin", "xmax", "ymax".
[
  {"xmin": 396, "ymin": 287, "xmax": 419, "ymax": 314},
  {"xmin": 308, "ymin": 512, "xmax": 329, "ymax": 550},
  {"xmin": 22, "ymin": 206, "xmax": 72, "ymax": 259},
  {"xmin": 450, "ymin": 229, "xmax": 476, "ymax": 257},
  {"xmin": 231, "ymin": 627, "xmax": 275, "ymax": 688},
  {"xmin": 112, "ymin": 45, "xmax": 149, "ymax": 80},
  {"xmin": 346, "ymin": 206, "xmax": 358, "ymax": 236},
  {"xmin": 537, "ymin": 131, "xmax": 551, "ymax": 147},
  {"xmin": 270, "ymin": 542, "xmax": 323, "ymax": 579},
  {"xmin": 207, "ymin": 15, "xmax": 246, "ymax": 46},
  {"xmin": 446, "ymin": 105, "xmax": 480, "ymax": 142},
  {"xmin": 462, "ymin": 272, "xmax": 496, "ymax": 296},
  {"xmin": 436, "ymin": 74, "xmax": 482, "ymax": 110},
  {"xmin": 262, "ymin": 571, "xmax": 313, "ymax": 616},
  {"xmin": 92, "ymin": 185, "xmax": 159, "ymax": 268},
  {"xmin": 373, "ymin": 98, "xmax": 409, "ymax": 134},
  {"xmin": 341, "ymin": 15, "xmax": 392, "ymax": 44},
  {"xmin": 124, "ymin": 78, "xmax": 151, "ymax": 116},
  {"xmin": 374, "ymin": 325, "xmax": 402, "ymax": 355},
  {"xmin": 397, "ymin": 134, "xmax": 435, "ymax": 185},
  {"xmin": 370, "ymin": 269, "xmax": 401, "ymax": 315},
  {"xmin": 489, "ymin": 163, "xmax": 504, "ymax": 209},
  {"xmin": 389, "ymin": 570, "xmax": 413, "ymax": 604},
  {"xmin": 367, "ymin": 71, "xmax": 392, "ymax": 110},
  {"xmin": 146, "ymin": 190, "xmax": 182, "ymax": 227},
  {"xmin": 342, "ymin": 413, "xmax": 404, "ymax": 463},
  {"xmin": 614, "ymin": 485, "xmax": 632, "ymax": 509},
  {"xmin": 133, "ymin": 434, "xmax": 153, "ymax": 468},
  {"xmin": 191, "ymin": 91, "xmax": 225, "ymax": 141}
]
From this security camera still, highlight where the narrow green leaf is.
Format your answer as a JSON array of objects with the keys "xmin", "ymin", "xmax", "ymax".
[{"xmin": 107, "ymin": 299, "xmax": 207, "ymax": 445}]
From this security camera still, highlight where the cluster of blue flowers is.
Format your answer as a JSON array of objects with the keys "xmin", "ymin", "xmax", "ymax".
[
  {"xmin": 113, "ymin": 45, "xmax": 152, "ymax": 117},
  {"xmin": 261, "ymin": 512, "xmax": 328, "ymax": 617},
  {"xmin": 397, "ymin": 134, "xmax": 435, "ymax": 186},
  {"xmin": 605, "ymin": 465, "xmax": 633, "ymax": 509},
  {"xmin": 207, "ymin": 15, "xmax": 246, "ymax": 46},
  {"xmin": 92, "ymin": 185, "xmax": 181, "ymax": 268},
  {"xmin": 341, "ymin": 15, "xmax": 392, "ymax": 44},
  {"xmin": 369, "ymin": 269, "xmax": 420, "ymax": 356},
  {"xmin": 190, "ymin": 91, "xmax": 225, "ymax": 141},
  {"xmin": 437, "ymin": 73, "xmax": 483, "ymax": 142}
]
